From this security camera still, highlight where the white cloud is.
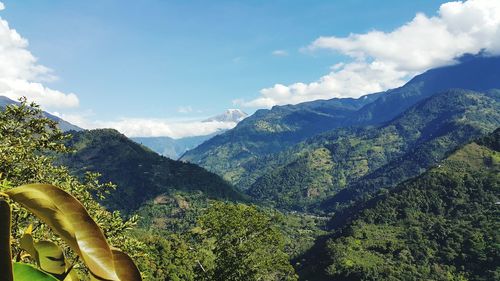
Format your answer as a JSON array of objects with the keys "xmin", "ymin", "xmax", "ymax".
[
  {"xmin": 56, "ymin": 112, "xmax": 238, "ymax": 139},
  {"xmin": 237, "ymin": 61, "xmax": 406, "ymax": 108},
  {"xmin": 272, "ymin": 50, "xmax": 289, "ymax": 56},
  {"xmin": 96, "ymin": 119, "xmax": 237, "ymax": 138},
  {"xmin": 241, "ymin": 0, "xmax": 500, "ymax": 108},
  {"xmin": 0, "ymin": 2, "xmax": 5, "ymax": 11},
  {"xmin": 0, "ymin": 78, "xmax": 79, "ymax": 108},
  {"xmin": 0, "ymin": 5, "xmax": 79, "ymax": 109}
]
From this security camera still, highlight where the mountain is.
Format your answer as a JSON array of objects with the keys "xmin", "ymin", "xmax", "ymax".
[
  {"xmin": 181, "ymin": 94, "xmax": 382, "ymax": 184},
  {"xmin": 0, "ymin": 95, "xmax": 82, "ymax": 132},
  {"xmin": 297, "ymin": 129, "xmax": 500, "ymax": 280},
  {"xmin": 246, "ymin": 89, "xmax": 500, "ymax": 211},
  {"xmin": 131, "ymin": 109, "xmax": 248, "ymax": 159},
  {"xmin": 181, "ymin": 56, "xmax": 500, "ymax": 188},
  {"xmin": 132, "ymin": 132, "xmax": 218, "ymax": 160},
  {"xmin": 56, "ymin": 129, "xmax": 245, "ymax": 213},
  {"xmin": 203, "ymin": 108, "xmax": 248, "ymax": 123}
]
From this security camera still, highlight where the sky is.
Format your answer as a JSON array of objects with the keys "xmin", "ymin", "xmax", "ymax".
[{"xmin": 1, "ymin": 0, "xmax": 500, "ymax": 138}]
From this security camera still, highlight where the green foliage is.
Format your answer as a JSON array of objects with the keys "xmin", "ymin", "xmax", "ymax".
[
  {"xmin": 12, "ymin": 263, "xmax": 58, "ymax": 281},
  {"xmin": 195, "ymin": 202, "xmax": 298, "ymax": 281},
  {"xmin": 135, "ymin": 191, "xmax": 210, "ymax": 234},
  {"xmin": 299, "ymin": 131, "xmax": 500, "ymax": 281},
  {"xmin": 57, "ymin": 129, "xmax": 246, "ymax": 213},
  {"xmin": 131, "ymin": 203, "xmax": 303, "ymax": 281},
  {"xmin": 0, "ymin": 100, "xmax": 148, "ymax": 278},
  {"xmin": 131, "ymin": 231, "xmax": 198, "ymax": 281},
  {"xmin": 136, "ymin": 191, "xmax": 327, "ymax": 267},
  {"xmin": 248, "ymin": 89, "xmax": 500, "ymax": 211}
]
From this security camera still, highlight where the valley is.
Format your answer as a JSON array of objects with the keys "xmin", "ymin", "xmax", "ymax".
[
  {"xmin": 1, "ymin": 1, "xmax": 499, "ymax": 279},
  {"xmin": 20, "ymin": 55, "xmax": 498, "ymax": 280}
]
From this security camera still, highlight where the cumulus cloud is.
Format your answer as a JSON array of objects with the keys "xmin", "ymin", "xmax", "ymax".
[
  {"xmin": 0, "ymin": 5, "xmax": 79, "ymax": 109},
  {"xmin": 0, "ymin": 79, "xmax": 79, "ymax": 108},
  {"xmin": 240, "ymin": 0, "xmax": 500, "ymax": 108},
  {"xmin": 237, "ymin": 61, "xmax": 406, "ymax": 108},
  {"xmin": 56, "ymin": 112, "xmax": 238, "ymax": 139},
  {"xmin": 96, "ymin": 119, "xmax": 237, "ymax": 138}
]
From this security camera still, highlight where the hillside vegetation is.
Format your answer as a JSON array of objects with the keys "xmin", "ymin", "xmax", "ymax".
[
  {"xmin": 297, "ymin": 129, "xmax": 500, "ymax": 281},
  {"xmin": 182, "ymin": 56, "xmax": 500, "ymax": 190},
  {"xmin": 57, "ymin": 129, "xmax": 245, "ymax": 213},
  {"xmin": 247, "ymin": 89, "xmax": 500, "ymax": 211}
]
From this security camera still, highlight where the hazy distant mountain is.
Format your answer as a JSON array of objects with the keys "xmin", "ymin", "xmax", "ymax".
[
  {"xmin": 132, "ymin": 132, "xmax": 220, "ymax": 160},
  {"xmin": 203, "ymin": 109, "xmax": 248, "ymax": 123},
  {"xmin": 133, "ymin": 109, "xmax": 248, "ymax": 159},
  {"xmin": 0, "ymin": 95, "xmax": 82, "ymax": 132}
]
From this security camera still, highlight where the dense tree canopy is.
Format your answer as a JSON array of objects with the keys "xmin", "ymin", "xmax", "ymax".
[
  {"xmin": 195, "ymin": 202, "xmax": 298, "ymax": 281},
  {"xmin": 298, "ymin": 130, "xmax": 500, "ymax": 281}
]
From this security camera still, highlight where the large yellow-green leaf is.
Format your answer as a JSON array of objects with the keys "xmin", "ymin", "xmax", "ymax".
[
  {"xmin": 19, "ymin": 225, "xmax": 37, "ymax": 260},
  {"xmin": 0, "ymin": 199, "xmax": 13, "ymax": 281},
  {"xmin": 5, "ymin": 184, "xmax": 119, "ymax": 281},
  {"xmin": 12, "ymin": 262, "xmax": 58, "ymax": 281},
  {"xmin": 20, "ymin": 227, "xmax": 71, "ymax": 278},
  {"xmin": 63, "ymin": 268, "xmax": 80, "ymax": 281},
  {"xmin": 35, "ymin": 240, "xmax": 67, "ymax": 275},
  {"xmin": 112, "ymin": 249, "xmax": 142, "ymax": 281}
]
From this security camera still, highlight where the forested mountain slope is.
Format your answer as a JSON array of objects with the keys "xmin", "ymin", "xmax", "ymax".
[
  {"xmin": 182, "ymin": 94, "xmax": 382, "ymax": 184},
  {"xmin": 297, "ymin": 128, "xmax": 500, "ymax": 281},
  {"xmin": 247, "ymin": 89, "xmax": 500, "ymax": 210},
  {"xmin": 57, "ymin": 129, "xmax": 245, "ymax": 213},
  {"xmin": 182, "ymin": 56, "xmax": 500, "ymax": 188}
]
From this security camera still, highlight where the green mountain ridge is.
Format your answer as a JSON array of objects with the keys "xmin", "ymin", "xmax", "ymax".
[
  {"xmin": 247, "ymin": 89, "xmax": 500, "ymax": 211},
  {"xmin": 181, "ymin": 93, "xmax": 383, "ymax": 184},
  {"xmin": 297, "ymin": 128, "xmax": 500, "ymax": 280},
  {"xmin": 57, "ymin": 129, "xmax": 246, "ymax": 213},
  {"xmin": 181, "ymin": 56, "xmax": 500, "ymax": 190}
]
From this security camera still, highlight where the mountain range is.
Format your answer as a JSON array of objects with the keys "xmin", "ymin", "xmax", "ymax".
[
  {"xmin": 297, "ymin": 128, "xmax": 500, "ymax": 280},
  {"xmin": 180, "ymin": 56, "xmax": 500, "ymax": 206},
  {"xmin": 248, "ymin": 89, "xmax": 499, "ymax": 211},
  {"xmin": 4, "ymin": 55, "xmax": 499, "ymax": 280},
  {"xmin": 132, "ymin": 109, "xmax": 248, "ymax": 159}
]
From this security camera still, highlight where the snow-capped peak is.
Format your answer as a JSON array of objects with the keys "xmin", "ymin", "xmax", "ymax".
[{"xmin": 203, "ymin": 109, "xmax": 248, "ymax": 123}]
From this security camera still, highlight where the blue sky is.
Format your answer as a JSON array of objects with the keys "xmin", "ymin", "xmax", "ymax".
[{"xmin": 1, "ymin": 0, "xmax": 499, "ymax": 137}]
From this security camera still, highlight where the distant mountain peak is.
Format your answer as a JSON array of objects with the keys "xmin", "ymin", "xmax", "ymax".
[
  {"xmin": 0, "ymin": 95, "xmax": 82, "ymax": 132},
  {"xmin": 203, "ymin": 109, "xmax": 248, "ymax": 123}
]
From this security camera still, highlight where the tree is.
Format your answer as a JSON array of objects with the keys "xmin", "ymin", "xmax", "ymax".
[
  {"xmin": 195, "ymin": 202, "xmax": 298, "ymax": 281},
  {"xmin": 0, "ymin": 99, "xmax": 149, "ymax": 277}
]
